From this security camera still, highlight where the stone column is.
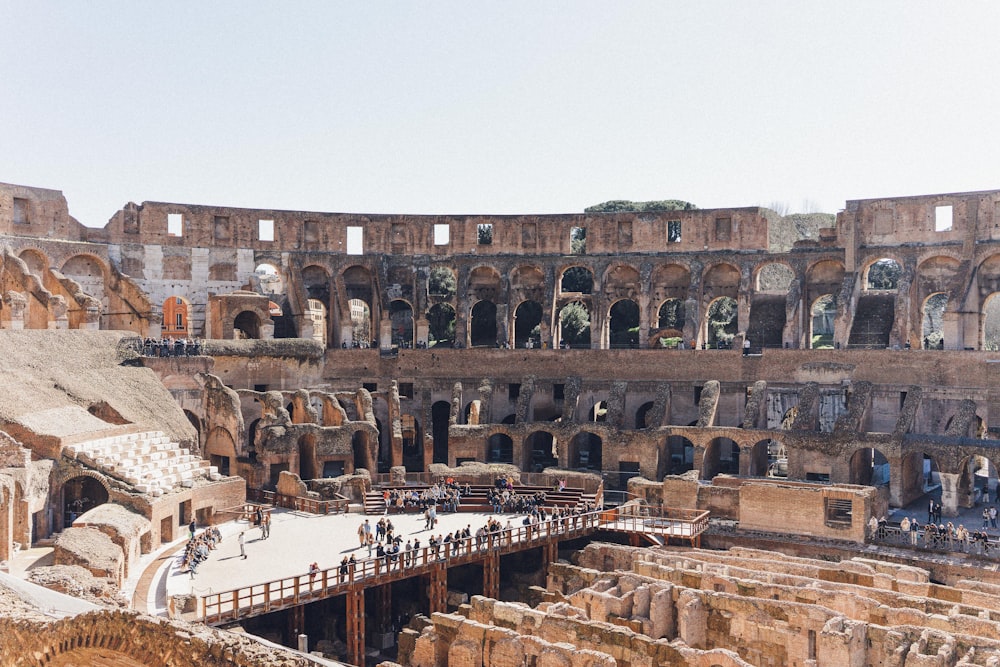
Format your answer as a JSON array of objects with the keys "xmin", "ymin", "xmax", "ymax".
[{"xmin": 938, "ymin": 472, "xmax": 962, "ymax": 517}]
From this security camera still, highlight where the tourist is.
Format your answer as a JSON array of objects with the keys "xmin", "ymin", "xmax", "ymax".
[
  {"xmin": 339, "ymin": 556, "xmax": 349, "ymax": 583},
  {"xmin": 238, "ymin": 531, "xmax": 247, "ymax": 559},
  {"xmin": 262, "ymin": 511, "xmax": 271, "ymax": 539},
  {"xmin": 743, "ymin": 337, "xmax": 751, "ymax": 356},
  {"xmin": 308, "ymin": 562, "xmax": 319, "ymax": 588}
]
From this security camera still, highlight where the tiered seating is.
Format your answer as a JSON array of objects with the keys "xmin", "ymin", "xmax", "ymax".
[
  {"xmin": 364, "ymin": 483, "xmax": 588, "ymax": 515},
  {"xmin": 64, "ymin": 430, "xmax": 219, "ymax": 497}
]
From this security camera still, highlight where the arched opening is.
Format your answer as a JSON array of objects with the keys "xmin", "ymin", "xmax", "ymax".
[
  {"xmin": 902, "ymin": 451, "xmax": 942, "ymax": 501},
  {"xmin": 755, "ymin": 263, "xmax": 795, "ymax": 292},
  {"xmin": 810, "ymin": 294, "xmax": 836, "ymax": 348},
  {"xmin": 660, "ymin": 436, "xmax": 695, "ymax": 479},
  {"xmin": 427, "ymin": 303, "xmax": 456, "ymax": 348},
  {"xmin": 560, "ymin": 266, "xmax": 593, "ymax": 294},
  {"xmin": 652, "ymin": 299, "xmax": 685, "ymax": 348},
  {"xmin": 635, "ymin": 402, "xmax": 655, "ymax": 429},
  {"xmin": 608, "ymin": 299, "xmax": 639, "ymax": 348},
  {"xmin": 390, "ymin": 300, "xmax": 414, "ymax": 349},
  {"xmin": 703, "ymin": 437, "xmax": 739, "ymax": 479},
  {"xmin": 401, "ymin": 415, "xmax": 422, "ymax": 471},
  {"xmin": 849, "ymin": 447, "xmax": 890, "ymax": 486},
  {"xmin": 463, "ymin": 401, "xmax": 481, "ymax": 426},
  {"xmin": 558, "ymin": 301, "xmax": 591, "ymax": 349},
  {"xmin": 525, "ymin": 431, "xmax": 557, "ymax": 472},
  {"xmin": 62, "ymin": 476, "xmax": 109, "ymax": 528},
  {"xmin": 428, "ymin": 266, "xmax": 457, "ymax": 299},
  {"xmin": 350, "ymin": 430, "xmax": 371, "ymax": 474},
  {"xmin": 348, "ymin": 298, "xmax": 372, "ymax": 347},
  {"xmin": 757, "ymin": 439, "xmax": 786, "ymax": 477},
  {"xmin": 254, "ymin": 263, "xmax": 284, "ymax": 295},
  {"xmin": 247, "ymin": 418, "xmax": 261, "ymax": 460},
  {"xmin": 298, "ymin": 434, "xmax": 318, "ymax": 480},
  {"xmin": 431, "ymin": 401, "xmax": 450, "ymax": 464},
  {"xmin": 501, "ymin": 414, "xmax": 516, "ymax": 425},
  {"xmin": 706, "ymin": 297, "xmax": 738, "ymax": 348},
  {"xmin": 983, "ymin": 293, "xmax": 1000, "ymax": 350},
  {"xmin": 470, "ymin": 300, "xmax": 498, "ymax": 347},
  {"xmin": 968, "ymin": 455, "xmax": 999, "ymax": 504},
  {"xmin": 850, "ymin": 258, "xmax": 900, "ymax": 348},
  {"xmin": 921, "ymin": 292, "xmax": 948, "ymax": 350},
  {"xmin": 487, "ymin": 434, "xmax": 514, "ymax": 464},
  {"xmin": 569, "ymin": 432, "xmax": 602, "ymax": 470},
  {"xmin": 233, "ymin": 311, "xmax": 261, "ymax": 339},
  {"xmin": 205, "ymin": 426, "xmax": 234, "ymax": 477},
  {"xmin": 162, "ymin": 296, "xmax": 191, "ymax": 339},
  {"xmin": 513, "ymin": 300, "xmax": 543, "ymax": 348}
]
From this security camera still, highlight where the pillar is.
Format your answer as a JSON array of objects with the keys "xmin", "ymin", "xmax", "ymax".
[
  {"xmin": 346, "ymin": 588, "xmax": 365, "ymax": 667},
  {"xmin": 287, "ymin": 604, "xmax": 305, "ymax": 647},
  {"xmin": 938, "ymin": 472, "xmax": 961, "ymax": 517},
  {"xmin": 541, "ymin": 541, "xmax": 559, "ymax": 578}
]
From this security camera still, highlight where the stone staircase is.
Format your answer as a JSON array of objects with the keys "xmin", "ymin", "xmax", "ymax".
[{"xmin": 64, "ymin": 431, "xmax": 219, "ymax": 497}]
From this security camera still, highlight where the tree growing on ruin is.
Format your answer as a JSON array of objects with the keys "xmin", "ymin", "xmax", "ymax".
[
  {"xmin": 477, "ymin": 224, "xmax": 493, "ymax": 245},
  {"xmin": 584, "ymin": 199, "xmax": 697, "ymax": 213},
  {"xmin": 559, "ymin": 302, "xmax": 591, "ymax": 346},
  {"xmin": 428, "ymin": 266, "xmax": 456, "ymax": 299}
]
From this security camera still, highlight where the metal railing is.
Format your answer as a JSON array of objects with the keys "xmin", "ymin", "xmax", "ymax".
[
  {"xmin": 245, "ymin": 489, "xmax": 348, "ymax": 515},
  {"xmin": 871, "ymin": 525, "xmax": 998, "ymax": 555},
  {"xmin": 201, "ymin": 509, "xmax": 605, "ymax": 625}
]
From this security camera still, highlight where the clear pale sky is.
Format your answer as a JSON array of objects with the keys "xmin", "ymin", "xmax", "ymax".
[{"xmin": 2, "ymin": 2, "xmax": 999, "ymax": 227}]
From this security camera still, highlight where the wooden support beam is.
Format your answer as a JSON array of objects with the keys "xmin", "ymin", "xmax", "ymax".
[
  {"xmin": 428, "ymin": 563, "xmax": 447, "ymax": 615},
  {"xmin": 374, "ymin": 584, "xmax": 392, "ymax": 633},
  {"xmin": 346, "ymin": 588, "xmax": 365, "ymax": 666},
  {"xmin": 541, "ymin": 540, "xmax": 559, "ymax": 578},
  {"xmin": 483, "ymin": 551, "xmax": 500, "ymax": 599}
]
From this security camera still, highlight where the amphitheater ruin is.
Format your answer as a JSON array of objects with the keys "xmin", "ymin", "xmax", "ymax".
[{"xmin": 4, "ymin": 181, "xmax": 1000, "ymax": 665}]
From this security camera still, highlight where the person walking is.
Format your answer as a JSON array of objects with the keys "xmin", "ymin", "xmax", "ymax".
[
  {"xmin": 743, "ymin": 337, "xmax": 751, "ymax": 356},
  {"xmin": 238, "ymin": 531, "xmax": 247, "ymax": 559},
  {"xmin": 189, "ymin": 519, "xmax": 196, "ymax": 540}
]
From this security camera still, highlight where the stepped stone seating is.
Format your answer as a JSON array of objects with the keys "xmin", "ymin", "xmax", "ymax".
[{"xmin": 64, "ymin": 431, "xmax": 219, "ymax": 497}]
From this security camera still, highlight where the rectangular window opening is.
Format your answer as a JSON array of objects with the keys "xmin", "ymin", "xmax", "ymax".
[
  {"xmin": 304, "ymin": 220, "xmax": 319, "ymax": 243},
  {"xmin": 167, "ymin": 213, "xmax": 183, "ymax": 237},
  {"xmin": 433, "ymin": 223, "xmax": 450, "ymax": 245},
  {"xmin": 254, "ymin": 384, "xmax": 268, "ymax": 393},
  {"xmin": 346, "ymin": 226, "xmax": 364, "ymax": 255},
  {"xmin": 553, "ymin": 384, "xmax": 565, "ymax": 401},
  {"xmin": 12, "ymin": 198, "xmax": 29, "ymax": 224},
  {"xmin": 715, "ymin": 217, "xmax": 731, "ymax": 242},
  {"xmin": 509, "ymin": 383, "xmax": 521, "ymax": 400},
  {"xmin": 935, "ymin": 205, "xmax": 953, "ymax": 232},
  {"xmin": 258, "ymin": 219, "xmax": 275, "ymax": 242},
  {"xmin": 571, "ymin": 227, "xmax": 587, "ymax": 254},
  {"xmin": 398, "ymin": 382, "xmax": 414, "ymax": 399},
  {"xmin": 363, "ymin": 382, "xmax": 378, "ymax": 393},
  {"xmin": 824, "ymin": 497, "xmax": 852, "ymax": 524},
  {"xmin": 668, "ymin": 220, "xmax": 682, "ymax": 243},
  {"xmin": 213, "ymin": 216, "xmax": 230, "ymax": 240},
  {"xmin": 478, "ymin": 223, "xmax": 493, "ymax": 245}
]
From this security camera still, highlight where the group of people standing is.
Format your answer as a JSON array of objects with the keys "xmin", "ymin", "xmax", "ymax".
[{"xmin": 141, "ymin": 337, "xmax": 202, "ymax": 357}]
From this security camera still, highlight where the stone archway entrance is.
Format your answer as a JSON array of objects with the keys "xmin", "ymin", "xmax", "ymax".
[{"xmin": 62, "ymin": 475, "xmax": 109, "ymax": 528}]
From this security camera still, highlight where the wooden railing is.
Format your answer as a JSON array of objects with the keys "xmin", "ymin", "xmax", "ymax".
[
  {"xmin": 246, "ymin": 489, "xmax": 348, "ymax": 515},
  {"xmin": 201, "ymin": 510, "xmax": 604, "ymax": 625},
  {"xmin": 602, "ymin": 505, "xmax": 711, "ymax": 539}
]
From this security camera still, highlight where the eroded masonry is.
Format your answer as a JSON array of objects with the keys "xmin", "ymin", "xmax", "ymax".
[{"xmin": 3, "ymin": 181, "xmax": 1000, "ymax": 665}]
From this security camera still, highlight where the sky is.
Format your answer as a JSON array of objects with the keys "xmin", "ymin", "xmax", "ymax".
[{"xmin": 2, "ymin": 2, "xmax": 999, "ymax": 228}]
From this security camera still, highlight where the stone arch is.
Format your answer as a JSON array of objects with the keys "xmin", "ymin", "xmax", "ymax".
[
  {"xmin": 60, "ymin": 253, "xmax": 109, "ymax": 315},
  {"xmin": 635, "ymin": 401, "xmax": 655, "ymax": 429},
  {"xmin": 389, "ymin": 299, "xmax": 414, "ymax": 348},
  {"xmin": 702, "ymin": 262, "xmax": 741, "ymax": 301},
  {"xmin": 162, "ymin": 295, "xmax": 191, "ymax": 338},
  {"xmin": 510, "ymin": 264, "xmax": 546, "ymax": 303},
  {"xmin": 757, "ymin": 438, "xmax": 786, "ymax": 477},
  {"xmin": 983, "ymin": 291, "xmax": 1000, "ymax": 351},
  {"xmin": 428, "ymin": 265, "xmax": 457, "ymax": 299},
  {"xmin": 804, "ymin": 259, "xmax": 845, "ymax": 334},
  {"xmin": 487, "ymin": 433, "xmax": 514, "ymax": 464},
  {"xmin": 302, "ymin": 264, "xmax": 331, "ymax": 302},
  {"xmin": 559, "ymin": 265, "xmax": 593, "ymax": 294},
  {"xmin": 569, "ymin": 431, "xmax": 602, "ymax": 470},
  {"xmin": 233, "ymin": 310, "xmax": 261, "ymax": 339},
  {"xmin": 351, "ymin": 430, "xmax": 372, "ymax": 474},
  {"xmin": 753, "ymin": 261, "xmax": 795, "ymax": 292},
  {"xmin": 863, "ymin": 256, "xmax": 902, "ymax": 291},
  {"xmin": 608, "ymin": 298, "xmax": 639, "ymax": 348},
  {"xmin": 849, "ymin": 447, "xmax": 890, "ymax": 486},
  {"xmin": 650, "ymin": 263, "xmax": 691, "ymax": 302},
  {"xmin": 17, "ymin": 248, "xmax": 50, "ymax": 276},
  {"xmin": 661, "ymin": 435, "xmax": 695, "ymax": 479},
  {"xmin": 470, "ymin": 300, "xmax": 498, "ymax": 347},
  {"xmin": 512, "ymin": 299, "xmax": 543, "ymax": 348},
  {"xmin": 61, "ymin": 473, "xmax": 111, "ymax": 528},
  {"xmin": 650, "ymin": 298, "xmax": 685, "ymax": 348},
  {"xmin": 702, "ymin": 437, "xmax": 739, "ymax": 479},
  {"xmin": 205, "ymin": 426, "xmax": 236, "ymax": 478},
  {"xmin": 254, "ymin": 262, "xmax": 284, "ymax": 295},
  {"xmin": 602, "ymin": 264, "xmax": 641, "ymax": 301},
  {"xmin": 964, "ymin": 454, "xmax": 999, "ymax": 503},
  {"xmin": 901, "ymin": 451, "xmax": 942, "ymax": 507},
  {"xmin": 524, "ymin": 430, "xmax": 557, "ymax": 472},
  {"xmin": 467, "ymin": 265, "xmax": 502, "ymax": 302}
]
